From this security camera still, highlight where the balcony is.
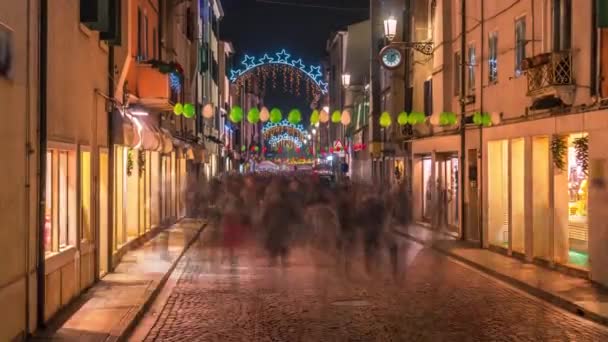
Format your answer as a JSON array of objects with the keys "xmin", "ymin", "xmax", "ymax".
[
  {"xmin": 136, "ymin": 63, "xmax": 180, "ymax": 111},
  {"xmin": 524, "ymin": 50, "xmax": 574, "ymax": 98}
]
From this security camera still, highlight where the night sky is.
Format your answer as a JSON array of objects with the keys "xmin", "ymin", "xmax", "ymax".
[{"xmin": 221, "ymin": 0, "xmax": 369, "ymax": 116}]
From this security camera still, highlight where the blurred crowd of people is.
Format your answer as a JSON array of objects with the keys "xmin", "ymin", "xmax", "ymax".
[{"xmin": 193, "ymin": 173, "xmax": 413, "ymax": 274}]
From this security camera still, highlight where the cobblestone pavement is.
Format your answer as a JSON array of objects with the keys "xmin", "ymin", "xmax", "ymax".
[{"xmin": 140, "ymin": 228, "xmax": 608, "ymax": 342}]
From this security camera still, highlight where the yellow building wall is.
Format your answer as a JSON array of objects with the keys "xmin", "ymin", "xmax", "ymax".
[{"xmin": 0, "ymin": 0, "xmax": 40, "ymax": 339}]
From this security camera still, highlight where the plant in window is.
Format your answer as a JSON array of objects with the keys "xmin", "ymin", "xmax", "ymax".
[
  {"xmin": 551, "ymin": 135, "xmax": 567, "ymax": 172},
  {"xmin": 127, "ymin": 149, "xmax": 134, "ymax": 177},
  {"xmin": 573, "ymin": 136, "xmax": 588, "ymax": 176},
  {"xmin": 138, "ymin": 150, "xmax": 146, "ymax": 177}
]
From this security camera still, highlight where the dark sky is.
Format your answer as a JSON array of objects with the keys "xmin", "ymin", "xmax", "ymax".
[{"xmin": 220, "ymin": 0, "xmax": 369, "ymax": 115}]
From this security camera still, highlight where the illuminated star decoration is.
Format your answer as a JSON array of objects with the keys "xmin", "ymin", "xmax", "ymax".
[
  {"xmin": 242, "ymin": 55, "xmax": 257, "ymax": 68},
  {"xmin": 229, "ymin": 50, "xmax": 327, "ymax": 94},
  {"xmin": 169, "ymin": 72, "xmax": 181, "ymax": 92},
  {"xmin": 268, "ymin": 133, "xmax": 304, "ymax": 148}
]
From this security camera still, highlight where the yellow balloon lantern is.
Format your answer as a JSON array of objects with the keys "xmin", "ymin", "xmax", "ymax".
[
  {"xmin": 202, "ymin": 103, "xmax": 214, "ymax": 119},
  {"xmin": 341, "ymin": 110, "xmax": 351, "ymax": 126},
  {"xmin": 429, "ymin": 112, "xmax": 440, "ymax": 126},
  {"xmin": 260, "ymin": 107, "xmax": 270, "ymax": 122},
  {"xmin": 319, "ymin": 109, "xmax": 329, "ymax": 123}
]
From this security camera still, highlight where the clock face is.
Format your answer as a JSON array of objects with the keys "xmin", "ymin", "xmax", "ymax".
[{"xmin": 380, "ymin": 47, "xmax": 403, "ymax": 69}]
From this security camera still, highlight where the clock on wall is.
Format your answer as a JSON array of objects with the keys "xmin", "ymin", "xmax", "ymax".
[{"xmin": 379, "ymin": 45, "xmax": 403, "ymax": 70}]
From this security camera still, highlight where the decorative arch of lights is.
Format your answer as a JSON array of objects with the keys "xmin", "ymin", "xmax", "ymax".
[
  {"xmin": 262, "ymin": 120, "xmax": 307, "ymax": 140},
  {"xmin": 230, "ymin": 49, "xmax": 328, "ymax": 95},
  {"xmin": 268, "ymin": 133, "xmax": 304, "ymax": 149}
]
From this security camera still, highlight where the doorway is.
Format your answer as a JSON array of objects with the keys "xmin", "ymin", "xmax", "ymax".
[
  {"xmin": 436, "ymin": 153, "xmax": 459, "ymax": 234},
  {"xmin": 98, "ymin": 149, "xmax": 109, "ymax": 277}
]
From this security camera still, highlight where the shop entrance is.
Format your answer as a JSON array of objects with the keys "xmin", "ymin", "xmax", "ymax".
[
  {"xmin": 435, "ymin": 153, "xmax": 459, "ymax": 234},
  {"xmin": 99, "ymin": 149, "xmax": 109, "ymax": 277},
  {"xmin": 566, "ymin": 133, "xmax": 589, "ymax": 267}
]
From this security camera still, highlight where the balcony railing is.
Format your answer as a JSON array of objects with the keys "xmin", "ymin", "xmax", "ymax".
[{"xmin": 524, "ymin": 50, "xmax": 573, "ymax": 96}]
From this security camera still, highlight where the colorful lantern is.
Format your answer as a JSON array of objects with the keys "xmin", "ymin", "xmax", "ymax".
[
  {"xmin": 319, "ymin": 109, "xmax": 329, "ymax": 123},
  {"xmin": 183, "ymin": 103, "xmax": 195, "ymax": 118},
  {"xmin": 260, "ymin": 107, "xmax": 270, "ymax": 122},
  {"xmin": 341, "ymin": 110, "xmax": 351, "ymax": 126},
  {"xmin": 247, "ymin": 107, "xmax": 260, "ymax": 124},
  {"xmin": 229, "ymin": 106, "xmax": 244, "ymax": 123},
  {"xmin": 397, "ymin": 112, "xmax": 409, "ymax": 125},
  {"xmin": 379, "ymin": 112, "xmax": 392, "ymax": 127},
  {"xmin": 202, "ymin": 103, "xmax": 214, "ymax": 118},
  {"xmin": 331, "ymin": 110, "xmax": 341, "ymax": 123},
  {"xmin": 173, "ymin": 102, "xmax": 183, "ymax": 116},
  {"xmin": 310, "ymin": 110, "xmax": 320, "ymax": 124},
  {"xmin": 288, "ymin": 109, "xmax": 302, "ymax": 124},
  {"xmin": 270, "ymin": 108, "xmax": 282, "ymax": 123}
]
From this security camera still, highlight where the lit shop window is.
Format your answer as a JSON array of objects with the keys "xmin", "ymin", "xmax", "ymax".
[{"xmin": 45, "ymin": 148, "xmax": 77, "ymax": 255}]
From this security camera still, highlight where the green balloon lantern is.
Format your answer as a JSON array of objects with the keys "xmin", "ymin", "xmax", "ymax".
[
  {"xmin": 183, "ymin": 103, "xmax": 195, "ymax": 118},
  {"xmin": 331, "ymin": 110, "xmax": 341, "ymax": 123},
  {"xmin": 270, "ymin": 108, "xmax": 282, "ymax": 123},
  {"xmin": 288, "ymin": 109, "xmax": 302, "ymax": 124},
  {"xmin": 229, "ymin": 106, "xmax": 244, "ymax": 123},
  {"xmin": 247, "ymin": 107, "xmax": 260, "ymax": 124},
  {"xmin": 481, "ymin": 113, "xmax": 492, "ymax": 127},
  {"xmin": 473, "ymin": 112, "xmax": 482, "ymax": 125},
  {"xmin": 379, "ymin": 112, "xmax": 392, "ymax": 127},
  {"xmin": 439, "ymin": 112, "xmax": 449, "ymax": 126},
  {"xmin": 408, "ymin": 112, "xmax": 422, "ymax": 125},
  {"xmin": 254, "ymin": 146, "xmax": 260, "ymax": 152},
  {"xmin": 173, "ymin": 102, "xmax": 183, "ymax": 116},
  {"xmin": 310, "ymin": 110, "xmax": 320, "ymax": 124},
  {"xmin": 397, "ymin": 112, "xmax": 409, "ymax": 126},
  {"xmin": 241, "ymin": 145, "xmax": 246, "ymax": 152}
]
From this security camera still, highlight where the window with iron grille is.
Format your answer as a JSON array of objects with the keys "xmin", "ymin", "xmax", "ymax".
[
  {"xmin": 488, "ymin": 32, "xmax": 498, "ymax": 83},
  {"xmin": 454, "ymin": 52, "xmax": 461, "ymax": 96}
]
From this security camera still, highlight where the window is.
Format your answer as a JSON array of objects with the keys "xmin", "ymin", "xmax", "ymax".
[
  {"xmin": 137, "ymin": 7, "xmax": 143, "ymax": 60},
  {"xmin": 552, "ymin": 0, "xmax": 571, "ymax": 51},
  {"xmin": 152, "ymin": 28, "xmax": 157, "ymax": 59},
  {"xmin": 186, "ymin": 7, "xmax": 194, "ymax": 41},
  {"xmin": 424, "ymin": 79, "xmax": 433, "ymax": 116},
  {"xmin": 143, "ymin": 14, "xmax": 148, "ymax": 60},
  {"xmin": 454, "ymin": 52, "xmax": 461, "ymax": 96},
  {"xmin": 45, "ymin": 148, "xmax": 77, "ymax": 254},
  {"xmin": 468, "ymin": 44, "xmax": 476, "ymax": 92},
  {"xmin": 515, "ymin": 17, "xmax": 526, "ymax": 77},
  {"xmin": 80, "ymin": 150, "xmax": 92, "ymax": 242},
  {"xmin": 488, "ymin": 32, "xmax": 498, "ymax": 83}
]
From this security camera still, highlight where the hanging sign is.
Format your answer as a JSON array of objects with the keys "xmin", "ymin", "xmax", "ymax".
[{"xmin": 333, "ymin": 140, "xmax": 344, "ymax": 151}]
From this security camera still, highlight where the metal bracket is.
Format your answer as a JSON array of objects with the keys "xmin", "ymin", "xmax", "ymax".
[{"xmin": 391, "ymin": 41, "xmax": 434, "ymax": 56}]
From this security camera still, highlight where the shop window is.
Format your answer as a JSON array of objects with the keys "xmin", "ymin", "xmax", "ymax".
[
  {"xmin": 422, "ymin": 158, "xmax": 432, "ymax": 221},
  {"xmin": 80, "ymin": 150, "xmax": 92, "ymax": 242},
  {"xmin": 567, "ymin": 133, "xmax": 588, "ymax": 267},
  {"xmin": 488, "ymin": 140, "xmax": 509, "ymax": 247},
  {"xmin": 532, "ymin": 136, "xmax": 551, "ymax": 260},
  {"xmin": 45, "ymin": 148, "xmax": 77, "ymax": 255},
  {"xmin": 511, "ymin": 138, "xmax": 525, "ymax": 253},
  {"xmin": 113, "ymin": 146, "xmax": 126, "ymax": 250}
]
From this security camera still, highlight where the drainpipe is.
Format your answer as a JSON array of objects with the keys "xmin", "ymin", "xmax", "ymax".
[
  {"xmin": 478, "ymin": 0, "xmax": 484, "ymax": 248},
  {"xmin": 459, "ymin": 0, "xmax": 467, "ymax": 240},
  {"xmin": 24, "ymin": 0, "xmax": 32, "ymax": 335},
  {"xmin": 37, "ymin": 0, "xmax": 48, "ymax": 329},
  {"xmin": 591, "ymin": 0, "xmax": 599, "ymax": 97}
]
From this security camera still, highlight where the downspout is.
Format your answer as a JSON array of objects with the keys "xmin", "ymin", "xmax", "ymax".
[
  {"xmin": 478, "ymin": 0, "xmax": 484, "ymax": 247},
  {"xmin": 107, "ymin": 44, "xmax": 115, "ymax": 273},
  {"xmin": 459, "ymin": 0, "xmax": 467, "ymax": 240},
  {"xmin": 25, "ymin": 0, "xmax": 32, "ymax": 334},
  {"xmin": 591, "ymin": 0, "xmax": 599, "ymax": 97},
  {"xmin": 37, "ymin": 0, "xmax": 48, "ymax": 329}
]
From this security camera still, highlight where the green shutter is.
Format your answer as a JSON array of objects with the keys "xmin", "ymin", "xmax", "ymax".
[
  {"xmin": 599, "ymin": 0, "xmax": 608, "ymax": 28},
  {"xmin": 198, "ymin": 43, "xmax": 208, "ymax": 73}
]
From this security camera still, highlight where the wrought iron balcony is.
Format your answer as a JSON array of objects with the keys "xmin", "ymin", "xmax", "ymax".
[{"xmin": 524, "ymin": 50, "xmax": 573, "ymax": 96}]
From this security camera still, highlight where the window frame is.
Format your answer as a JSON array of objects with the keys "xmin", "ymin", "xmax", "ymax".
[
  {"xmin": 515, "ymin": 16, "xmax": 527, "ymax": 77},
  {"xmin": 488, "ymin": 31, "xmax": 498, "ymax": 84},
  {"xmin": 467, "ymin": 43, "xmax": 476, "ymax": 93}
]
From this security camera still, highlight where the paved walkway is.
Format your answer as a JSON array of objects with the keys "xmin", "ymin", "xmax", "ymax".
[
  {"xmin": 133, "ymin": 225, "xmax": 608, "ymax": 341},
  {"xmin": 395, "ymin": 224, "xmax": 608, "ymax": 327},
  {"xmin": 31, "ymin": 218, "xmax": 205, "ymax": 342}
]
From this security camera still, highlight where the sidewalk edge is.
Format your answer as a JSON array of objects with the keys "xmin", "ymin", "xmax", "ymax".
[
  {"xmin": 395, "ymin": 228, "xmax": 608, "ymax": 328},
  {"xmin": 110, "ymin": 221, "xmax": 206, "ymax": 342}
]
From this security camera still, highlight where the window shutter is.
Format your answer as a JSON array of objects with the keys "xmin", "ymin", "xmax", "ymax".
[
  {"xmin": 80, "ymin": 0, "xmax": 110, "ymax": 32},
  {"xmin": 598, "ymin": 0, "xmax": 608, "ymax": 28}
]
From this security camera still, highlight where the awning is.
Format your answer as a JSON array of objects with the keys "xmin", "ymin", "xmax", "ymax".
[
  {"xmin": 136, "ymin": 119, "xmax": 163, "ymax": 152},
  {"xmin": 160, "ymin": 129, "xmax": 174, "ymax": 154},
  {"xmin": 112, "ymin": 111, "xmax": 136, "ymax": 147}
]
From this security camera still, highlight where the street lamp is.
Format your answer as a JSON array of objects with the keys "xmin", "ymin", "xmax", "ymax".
[
  {"xmin": 341, "ymin": 73, "xmax": 351, "ymax": 88},
  {"xmin": 383, "ymin": 17, "xmax": 397, "ymax": 42}
]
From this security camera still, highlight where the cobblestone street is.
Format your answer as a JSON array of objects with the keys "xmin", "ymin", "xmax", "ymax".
[{"xmin": 136, "ymin": 228, "xmax": 608, "ymax": 342}]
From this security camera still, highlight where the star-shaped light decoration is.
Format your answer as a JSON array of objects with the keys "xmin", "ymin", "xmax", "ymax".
[
  {"xmin": 258, "ymin": 54, "xmax": 274, "ymax": 65},
  {"xmin": 309, "ymin": 65, "xmax": 323, "ymax": 81},
  {"xmin": 275, "ymin": 49, "xmax": 291, "ymax": 63},
  {"xmin": 290, "ymin": 59, "xmax": 306, "ymax": 70},
  {"xmin": 241, "ymin": 55, "xmax": 257, "ymax": 69},
  {"xmin": 229, "ymin": 69, "xmax": 242, "ymax": 82},
  {"xmin": 318, "ymin": 81, "xmax": 329, "ymax": 94}
]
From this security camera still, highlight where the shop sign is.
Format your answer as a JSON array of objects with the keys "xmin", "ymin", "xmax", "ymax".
[{"xmin": 333, "ymin": 140, "xmax": 344, "ymax": 152}]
